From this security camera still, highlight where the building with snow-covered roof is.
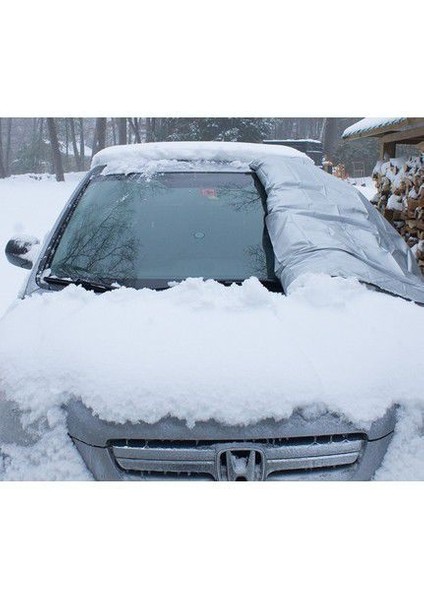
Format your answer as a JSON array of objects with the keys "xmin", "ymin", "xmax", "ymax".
[
  {"xmin": 342, "ymin": 118, "xmax": 424, "ymax": 159},
  {"xmin": 262, "ymin": 139, "xmax": 324, "ymax": 165}
]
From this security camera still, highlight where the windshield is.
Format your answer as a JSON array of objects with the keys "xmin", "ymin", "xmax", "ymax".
[{"xmin": 47, "ymin": 171, "xmax": 279, "ymax": 289}]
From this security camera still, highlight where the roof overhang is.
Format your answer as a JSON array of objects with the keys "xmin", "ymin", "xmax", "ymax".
[{"xmin": 341, "ymin": 117, "xmax": 424, "ymax": 141}]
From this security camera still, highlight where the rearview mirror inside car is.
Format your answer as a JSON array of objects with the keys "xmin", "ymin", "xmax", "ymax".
[{"xmin": 5, "ymin": 235, "xmax": 40, "ymax": 270}]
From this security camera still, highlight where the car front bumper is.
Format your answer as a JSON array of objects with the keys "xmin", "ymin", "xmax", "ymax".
[{"xmin": 67, "ymin": 400, "xmax": 396, "ymax": 481}]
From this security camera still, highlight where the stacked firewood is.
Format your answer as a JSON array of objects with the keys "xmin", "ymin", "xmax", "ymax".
[
  {"xmin": 333, "ymin": 163, "xmax": 347, "ymax": 179},
  {"xmin": 372, "ymin": 154, "xmax": 424, "ymax": 272}
]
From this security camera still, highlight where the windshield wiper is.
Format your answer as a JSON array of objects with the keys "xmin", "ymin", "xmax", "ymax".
[
  {"xmin": 216, "ymin": 278, "xmax": 283, "ymax": 292},
  {"xmin": 258, "ymin": 279, "xmax": 283, "ymax": 292},
  {"xmin": 216, "ymin": 279, "xmax": 245, "ymax": 286},
  {"xmin": 42, "ymin": 275, "xmax": 114, "ymax": 292}
]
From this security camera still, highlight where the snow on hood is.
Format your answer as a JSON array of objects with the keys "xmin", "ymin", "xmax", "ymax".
[
  {"xmin": 91, "ymin": 141, "xmax": 311, "ymax": 173},
  {"xmin": 1, "ymin": 274, "xmax": 424, "ymax": 430}
]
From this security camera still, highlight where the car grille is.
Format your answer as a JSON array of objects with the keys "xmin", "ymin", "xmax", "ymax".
[{"xmin": 109, "ymin": 434, "xmax": 366, "ymax": 481}]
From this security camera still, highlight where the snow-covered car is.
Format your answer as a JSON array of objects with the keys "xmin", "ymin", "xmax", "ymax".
[{"xmin": 2, "ymin": 141, "xmax": 424, "ymax": 481}]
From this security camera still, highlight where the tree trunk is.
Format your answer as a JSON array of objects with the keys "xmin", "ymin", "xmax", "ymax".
[
  {"xmin": 117, "ymin": 118, "xmax": 127, "ymax": 145},
  {"xmin": 155, "ymin": 118, "xmax": 164, "ymax": 141},
  {"xmin": 111, "ymin": 119, "xmax": 117, "ymax": 145},
  {"xmin": 5, "ymin": 118, "xmax": 12, "ymax": 175},
  {"xmin": 79, "ymin": 118, "xmax": 85, "ymax": 169},
  {"xmin": 92, "ymin": 118, "xmax": 107, "ymax": 158},
  {"xmin": 65, "ymin": 118, "xmax": 69, "ymax": 161},
  {"xmin": 31, "ymin": 118, "xmax": 37, "ymax": 171},
  {"xmin": 275, "ymin": 119, "xmax": 285, "ymax": 138},
  {"xmin": 146, "ymin": 117, "xmax": 160, "ymax": 142},
  {"xmin": 146, "ymin": 118, "xmax": 152, "ymax": 142},
  {"xmin": 69, "ymin": 118, "xmax": 82, "ymax": 170},
  {"xmin": 47, "ymin": 118, "xmax": 65, "ymax": 181},
  {"xmin": 37, "ymin": 118, "xmax": 45, "ymax": 172},
  {"xmin": 128, "ymin": 118, "xmax": 141, "ymax": 143},
  {"xmin": 151, "ymin": 118, "xmax": 157, "ymax": 141},
  {"xmin": 321, "ymin": 118, "xmax": 340, "ymax": 162},
  {"xmin": 316, "ymin": 118, "xmax": 325, "ymax": 139},
  {"xmin": 0, "ymin": 119, "xmax": 6, "ymax": 178}
]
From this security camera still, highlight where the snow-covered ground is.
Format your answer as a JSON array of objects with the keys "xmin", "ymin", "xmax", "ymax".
[
  {"xmin": 0, "ymin": 172, "xmax": 424, "ymax": 480},
  {"xmin": 347, "ymin": 176, "xmax": 377, "ymax": 201},
  {"xmin": 0, "ymin": 172, "xmax": 91, "ymax": 479},
  {"xmin": 0, "ymin": 172, "xmax": 85, "ymax": 316}
]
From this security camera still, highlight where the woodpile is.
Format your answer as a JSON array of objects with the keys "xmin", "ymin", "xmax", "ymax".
[
  {"xmin": 372, "ymin": 153, "xmax": 424, "ymax": 272},
  {"xmin": 333, "ymin": 163, "xmax": 348, "ymax": 179}
]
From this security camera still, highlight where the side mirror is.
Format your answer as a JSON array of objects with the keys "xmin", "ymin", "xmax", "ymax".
[{"xmin": 5, "ymin": 235, "xmax": 40, "ymax": 270}]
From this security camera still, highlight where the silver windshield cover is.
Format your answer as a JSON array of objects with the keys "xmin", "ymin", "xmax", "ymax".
[{"xmin": 250, "ymin": 156, "xmax": 424, "ymax": 303}]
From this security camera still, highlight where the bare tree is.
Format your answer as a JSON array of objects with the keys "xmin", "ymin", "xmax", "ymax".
[
  {"xmin": 0, "ymin": 119, "xmax": 6, "ymax": 178},
  {"xmin": 117, "ymin": 118, "xmax": 127, "ymax": 145},
  {"xmin": 68, "ymin": 118, "xmax": 83, "ymax": 170},
  {"xmin": 47, "ymin": 118, "xmax": 65, "ymax": 181},
  {"xmin": 37, "ymin": 118, "xmax": 45, "ymax": 172},
  {"xmin": 64, "ymin": 119, "xmax": 69, "ymax": 161},
  {"xmin": 146, "ymin": 118, "xmax": 155, "ymax": 142},
  {"xmin": 321, "ymin": 118, "xmax": 340, "ymax": 161},
  {"xmin": 92, "ymin": 118, "xmax": 107, "ymax": 158},
  {"xmin": 111, "ymin": 119, "xmax": 117, "ymax": 145},
  {"xmin": 128, "ymin": 118, "xmax": 142, "ymax": 143},
  {"xmin": 79, "ymin": 118, "xmax": 85, "ymax": 169},
  {"xmin": 4, "ymin": 118, "xmax": 12, "ymax": 176}
]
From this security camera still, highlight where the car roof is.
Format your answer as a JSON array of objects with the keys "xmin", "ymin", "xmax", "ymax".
[{"xmin": 91, "ymin": 141, "xmax": 312, "ymax": 172}]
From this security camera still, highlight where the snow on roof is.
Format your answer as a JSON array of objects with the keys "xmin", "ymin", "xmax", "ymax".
[
  {"xmin": 342, "ymin": 118, "xmax": 407, "ymax": 139},
  {"xmin": 91, "ymin": 141, "xmax": 311, "ymax": 171}
]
